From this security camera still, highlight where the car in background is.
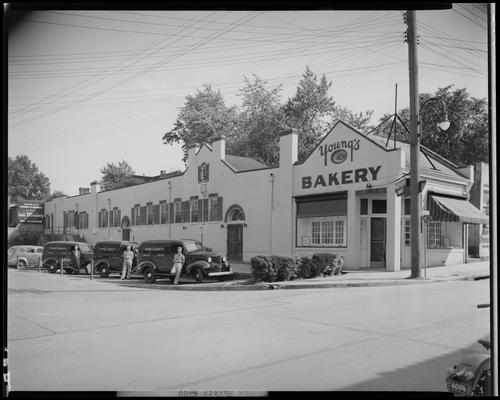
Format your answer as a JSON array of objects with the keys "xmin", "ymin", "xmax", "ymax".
[
  {"xmin": 42, "ymin": 241, "xmax": 93, "ymax": 274},
  {"xmin": 7, "ymin": 245, "xmax": 44, "ymax": 268},
  {"xmin": 136, "ymin": 239, "xmax": 232, "ymax": 283},
  {"xmin": 93, "ymin": 240, "xmax": 139, "ymax": 278}
]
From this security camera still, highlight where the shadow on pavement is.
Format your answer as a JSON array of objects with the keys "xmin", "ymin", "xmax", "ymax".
[{"xmin": 336, "ymin": 340, "xmax": 490, "ymax": 392}]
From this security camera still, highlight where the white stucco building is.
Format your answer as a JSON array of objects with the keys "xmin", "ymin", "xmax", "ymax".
[{"xmin": 43, "ymin": 121, "xmax": 489, "ymax": 271}]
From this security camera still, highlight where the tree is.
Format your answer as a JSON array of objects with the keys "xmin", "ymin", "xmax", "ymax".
[
  {"xmin": 332, "ymin": 106, "xmax": 374, "ymax": 133},
  {"xmin": 45, "ymin": 190, "xmax": 67, "ymax": 201},
  {"xmin": 235, "ymin": 75, "xmax": 285, "ymax": 166},
  {"xmin": 8, "ymin": 155, "xmax": 51, "ymax": 202},
  {"xmin": 162, "ymin": 85, "xmax": 239, "ymax": 162},
  {"xmin": 283, "ymin": 66, "xmax": 337, "ymax": 162},
  {"xmin": 100, "ymin": 160, "xmax": 135, "ymax": 185},
  {"xmin": 372, "ymin": 86, "xmax": 489, "ymax": 166}
]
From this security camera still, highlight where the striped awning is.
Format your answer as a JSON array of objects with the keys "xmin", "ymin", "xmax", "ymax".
[{"xmin": 429, "ymin": 195, "xmax": 489, "ymax": 224}]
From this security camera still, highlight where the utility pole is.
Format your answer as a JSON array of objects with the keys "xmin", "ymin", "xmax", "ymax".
[{"xmin": 407, "ymin": 10, "xmax": 422, "ymax": 279}]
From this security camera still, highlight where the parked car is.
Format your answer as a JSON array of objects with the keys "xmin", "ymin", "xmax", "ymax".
[
  {"xmin": 136, "ymin": 239, "xmax": 233, "ymax": 283},
  {"xmin": 42, "ymin": 241, "xmax": 93, "ymax": 274},
  {"xmin": 7, "ymin": 245, "xmax": 44, "ymax": 268},
  {"xmin": 93, "ymin": 240, "xmax": 139, "ymax": 278}
]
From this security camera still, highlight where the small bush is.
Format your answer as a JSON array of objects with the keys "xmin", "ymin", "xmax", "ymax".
[
  {"xmin": 297, "ymin": 256, "xmax": 315, "ymax": 279},
  {"xmin": 312, "ymin": 253, "xmax": 344, "ymax": 276},
  {"xmin": 251, "ymin": 255, "xmax": 298, "ymax": 282},
  {"xmin": 270, "ymin": 255, "xmax": 299, "ymax": 281}
]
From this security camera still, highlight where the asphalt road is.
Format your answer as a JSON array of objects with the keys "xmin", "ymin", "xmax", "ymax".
[{"xmin": 6, "ymin": 269, "xmax": 491, "ymax": 394}]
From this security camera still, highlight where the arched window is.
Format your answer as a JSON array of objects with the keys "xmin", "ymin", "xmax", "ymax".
[{"xmin": 231, "ymin": 209, "xmax": 244, "ymax": 221}]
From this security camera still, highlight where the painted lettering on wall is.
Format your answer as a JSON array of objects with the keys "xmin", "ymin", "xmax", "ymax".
[
  {"xmin": 319, "ymin": 139, "xmax": 361, "ymax": 165},
  {"xmin": 302, "ymin": 165, "xmax": 382, "ymax": 189}
]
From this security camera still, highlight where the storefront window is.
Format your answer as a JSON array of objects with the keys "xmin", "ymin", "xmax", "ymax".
[
  {"xmin": 427, "ymin": 222, "xmax": 443, "ymax": 247},
  {"xmin": 372, "ymin": 199, "xmax": 387, "ymax": 214},
  {"xmin": 296, "ymin": 193, "xmax": 348, "ymax": 247}
]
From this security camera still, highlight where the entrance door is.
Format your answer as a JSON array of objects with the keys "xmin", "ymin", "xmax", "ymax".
[
  {"xmin": 122, "ymin": 228, "xmax": 130, "ymax": 241},
  {"xmin": 227, "ymin": 224, "xmax": 243, "ymax": 261},
  {"xmin": 370, "ymin": 217, "xmax": 386, "ymax": 268}
]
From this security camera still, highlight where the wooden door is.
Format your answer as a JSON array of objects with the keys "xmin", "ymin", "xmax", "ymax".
[
  {"xmin": 370, "ymin": 217, "xmax": 386, "ymax": 268},
  {"xmin": 227, "ymin": 224, "xmax": 243, "ymax": 261}
]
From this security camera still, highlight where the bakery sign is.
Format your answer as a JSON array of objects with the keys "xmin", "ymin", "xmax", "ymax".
[
  {"xmin": 319, "ymin": 138, "xmax": 360, "ymax": 166},
  {"xmin": 302, "ymin": 165, "xmax": 382, "ymax": 189}
]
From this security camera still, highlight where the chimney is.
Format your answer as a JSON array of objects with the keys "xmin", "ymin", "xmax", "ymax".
[
  {"xmin": 212, "ymin": 135, "xmax": 226, "ymax": 160},
  {"xmin": 187, "ymin": 144, "xmax": 200, "ymax": 164},
  {"xmin": 160, "ymin": 170, "xmax": 167, "ymax": 177},
  {"xmin": 279, "ymin": 128, "xmax": 298, "ymax": 167},
  {"xmin": 79, "ymin": 187, "xmax": 90, "ymax": 195},
  {"xmin": 90, "ymin": 181, "xmax": 101, "ymax": 194}
]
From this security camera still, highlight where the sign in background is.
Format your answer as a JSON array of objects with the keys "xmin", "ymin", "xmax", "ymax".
[{"xmin": 17, "ymin": 201, "xmax": 44, "ymax": 224}]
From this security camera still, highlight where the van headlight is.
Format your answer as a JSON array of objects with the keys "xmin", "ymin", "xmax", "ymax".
[
  {"xmin": 222, "ymin": 256, "xmax": 227, "ymax": 262},
  {"xmin": 207, "ymin": 257, "xmax": 212, "ymax": 263}
]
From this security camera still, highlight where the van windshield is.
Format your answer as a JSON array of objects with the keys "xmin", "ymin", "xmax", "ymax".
[{"xmin": 183, "ymin": 241, "xmax": 205, "ymax": 253}]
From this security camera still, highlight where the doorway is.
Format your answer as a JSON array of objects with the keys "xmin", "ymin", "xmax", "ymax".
[
  {"xmin": 121, "ymin": 216, "xmax": 131, "ymax": 241},
  {"xmin": 227, "ymin": 224, "xmax": 243, "ymax": 261},
  {"xmin": 370, "ymin": 217, "xmax": 386, "ymax": 268}
]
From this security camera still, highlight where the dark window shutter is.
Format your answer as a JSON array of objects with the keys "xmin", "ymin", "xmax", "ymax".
[
  {"xmin": 182, "ymin": 201, "xmax": 190, "ymax": 223},
  {"xmin": 153, "ymin": 204, "xmax": 160, "ymax": 224},
  {"xmin": 118, "ymin": 209, "xmax": 121, "ymax": 227},
  {"xmin": 203, "ymin": 199, "xmax": 209, "ymax": 222},
  {"xmin": 217, "ymin": 196, "xmax": 223, "ymax": 221},
  {"xmin": 140, "ymin": 206, "xmax": 147, "ymax": 225},
  {"xmin": 198, "ymin": 199, "xmax": 203, "ymax": 223},
  {"xmin": 169, "ymin": 203, "xmax": 174, "ymax": 224},
  {"xmin": 131, "ymin": 208, "xmax": 135, "ymax": 226}
]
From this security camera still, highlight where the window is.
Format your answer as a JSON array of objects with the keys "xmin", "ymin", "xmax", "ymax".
[
  {"xmin": 303, "ymin": 217, "xmax": 346, "ymax": 247},
  {"xmin": 372, "ymin": 200, "xmax": 387, "ymax": 214},
  {"xmin": 174, "ymin": 202, "xmax": 182, "ymax": 223},
  {"xmin": 190, "ymin": 199, "xmax": 199, "ymax": 222},
  {"xmin": 209, "ymin": 197, "xmax": 218, "ymax": 221},
  {"xmin": 404, "ymin": 199, "xmax": 411, "ymax": 215},
  {"xmin": 360, "ymin": 199, "xmax": 368, "ymax": 215},
  {"xmin": 160, "ymin": 203, "xmax": 168, "ymax": 224},
  {"xmin": 110, "ymin": 208, "xmax": 120, "ymax": 227},
  {"xmin": 98, "ymin": 209, "xmax": 108, "ymax": 228},
  {"xmin": 296, "ymin": 193, "xmax": 348, "ymax": 247},
  {"xmin": 311, "ymin": 221, "xmax": 321, "ymax": 245},
  {"xmin": 132, "ymin": 205, "xmax": 140, "ymax": 226},
  {"xmin": 79, "ymin": 213, "xmax": 89, "ymax": 229},
  {"xmin": 404, "ymin": 219, "xmax": 410, "ymax": 246},
  {"xmin": 146, "ymin": 204, "xmax": 153, "ymax": 225},
  {"xmin": 427, "ymin": 222, "xmax": 443, "ymax": 247}
]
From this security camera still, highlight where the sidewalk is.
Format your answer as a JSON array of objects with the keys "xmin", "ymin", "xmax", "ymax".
[{"xmin": 168, "ymin": 260, "xmax": 491, "ymax": 291}]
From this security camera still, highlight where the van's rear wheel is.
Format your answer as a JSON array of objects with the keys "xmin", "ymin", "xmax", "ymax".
[
  {"xmin": 45, "ymin": 260, "xmax": 57, "ymax": 274},
  {"xmin": 98, "ymin": 264, "xmax": 110, "ymax": 278},
  {"xmin": 143, "ymin": 267, "xmax": 156, "ymax": 283}
]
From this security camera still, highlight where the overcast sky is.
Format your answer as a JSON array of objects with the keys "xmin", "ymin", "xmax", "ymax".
[{"xmin": 7, "ymin": 5, "xmax": 489, "ymax": 196}]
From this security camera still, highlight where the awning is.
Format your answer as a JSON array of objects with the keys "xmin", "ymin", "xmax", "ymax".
[{"xmin": 429, "ymin": 195, "xmax": 489, "ymax": 224}]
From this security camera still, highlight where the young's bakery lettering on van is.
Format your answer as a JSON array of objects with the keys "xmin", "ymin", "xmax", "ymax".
[
  {"xmin": 319, "ymin": 139, "xmax": 360, "ymax": 166},
  {"xmin": 302, "ymin": 165, "xmax": 381, "ymax": 189}
]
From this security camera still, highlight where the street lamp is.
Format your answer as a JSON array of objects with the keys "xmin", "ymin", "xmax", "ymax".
[{"xmin": 410, "ymin": 96, "xmax": 450, "ymax": 278}]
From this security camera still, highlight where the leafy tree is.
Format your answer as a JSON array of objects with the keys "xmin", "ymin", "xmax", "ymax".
[
  {"xmin": 8, "ymin": 155, "xmax": 51, "ymax": 202},
  {"xmin": 45, "ymin": 190, "xmax": 67, "ymax": 201},
  {"xmin": 372, "ymin": 86, "xmax": 489, "ymax": 166},
  {"xmin": 100, "ymin": 160, "xmax": 135, "ymax": 186},
  {"xmin": 235, "ymin": 75, "xmax": 285, "ymax": 166},
  {"xmin": 283, "ymin": 66, "xmax": 337, "ymax": 162},
  {"xmin": 332, "ymin": 106, "xmax": 374, "ymax": 133},
  {"xmin": 162, "ymin": 85, "xmax": 239, "ymax": 162}
]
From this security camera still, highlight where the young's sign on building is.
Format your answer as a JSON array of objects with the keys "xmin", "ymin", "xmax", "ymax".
[{"xmin": 318, "ymin": 138, "xmax": 361, "ymax": 166}]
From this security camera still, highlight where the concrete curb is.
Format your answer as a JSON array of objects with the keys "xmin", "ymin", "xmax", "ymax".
[{"xmin": 12, "ymin": 269, "xmax": 489, "ymax": 291}]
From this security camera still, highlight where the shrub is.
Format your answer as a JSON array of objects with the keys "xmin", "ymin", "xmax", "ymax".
[
  {"xmin": 312, "ymin": 253, "xmax": 344, "ymax": 276},
  {"xmin": 270, "ymin": 255, "xmax": 299, "ymax": 281},
  {"xmin": 297, "ymin": 256, "xmax": 315, "ymax": 279},
  {"xmin": 251, "ymin": 255, "xmax": 298, "ymax": 282}
]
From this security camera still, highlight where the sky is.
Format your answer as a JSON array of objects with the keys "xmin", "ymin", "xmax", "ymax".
[{"xmin": 7, "ymin": 4, "xmax": 490, "ymax": 197}]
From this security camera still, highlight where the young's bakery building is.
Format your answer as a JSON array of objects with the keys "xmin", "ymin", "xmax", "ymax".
[{"xmin": 43, "ymin": 121, "xmax": 489, "ymax": 271}]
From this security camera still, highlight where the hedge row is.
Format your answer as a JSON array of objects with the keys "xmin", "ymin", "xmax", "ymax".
[{"xmin": 250, "ymin": 253, "xmax": 344, "ymax": 282}]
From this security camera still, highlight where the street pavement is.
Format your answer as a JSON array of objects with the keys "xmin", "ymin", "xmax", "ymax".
[{"xmin": 6, "ymin": 267, "xmax": 492, "ymax": 393}]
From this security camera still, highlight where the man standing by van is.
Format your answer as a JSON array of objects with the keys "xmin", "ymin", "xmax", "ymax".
[{"xmin": 121, "ymin": 245, "xmax": 134, "ymax": 280}]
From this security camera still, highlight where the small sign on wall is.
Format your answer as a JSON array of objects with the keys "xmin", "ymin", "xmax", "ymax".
[{"xmin": 302, "ymin": 236, "xmax": 310, "ymax": 246}]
